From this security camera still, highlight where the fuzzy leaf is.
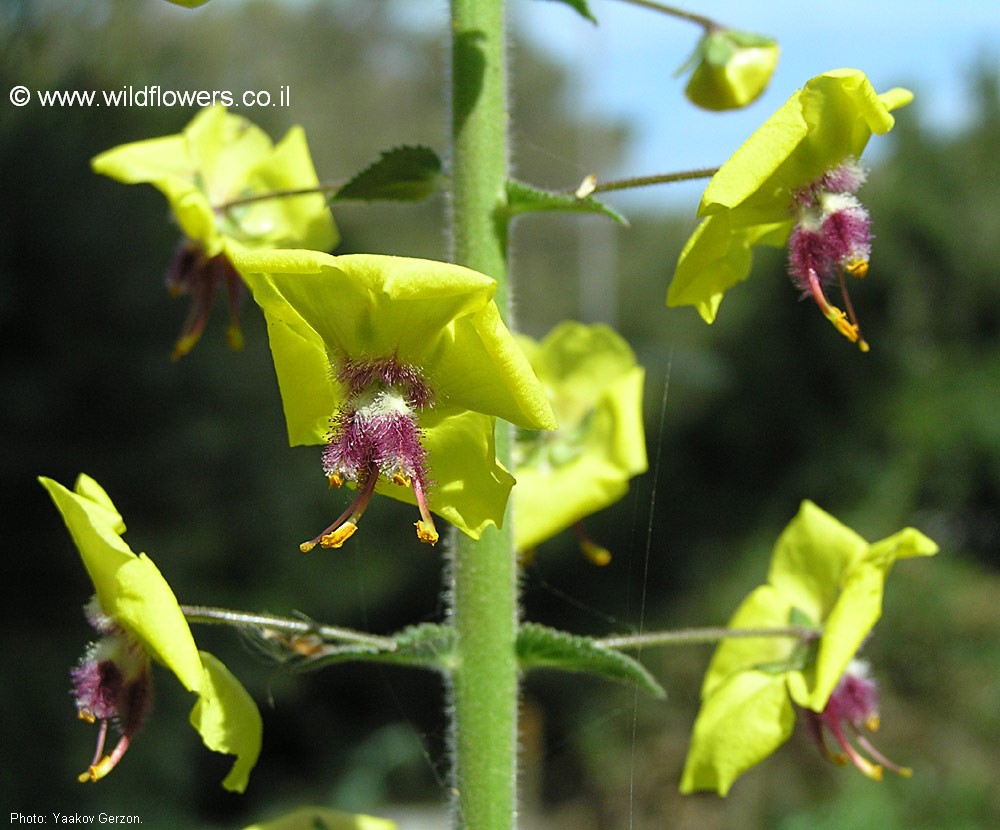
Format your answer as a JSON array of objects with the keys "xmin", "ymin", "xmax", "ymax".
[
  {"xmin": 506, "ymin": 180, "xmax": 626, "ymax": 225},
  {"xmin": 517, "ymin": 623, "xmax": 664, "ymax": 698},
  {"xmin": 294, "ymin": 624, "xmax": 456, "ymax": 673},
  {"xmin": 333, "ymin": 146, "xmax": 443, "ymax": 202}
]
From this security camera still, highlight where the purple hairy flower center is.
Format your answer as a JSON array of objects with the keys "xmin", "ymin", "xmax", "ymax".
[
  {"xmin": 803, "ymin": 659, "xmax": 912, "ymax": 782},
  {"xmin": 785, "ymin": 159, "xmax": 874, "ymax": 350},
  {"xmin": 70, "ymin": 607, "xmax": 154, "ymax": 782},
  {"xmin": 302, "ymin": 355, "xmax": 439, "ymax": 551}
]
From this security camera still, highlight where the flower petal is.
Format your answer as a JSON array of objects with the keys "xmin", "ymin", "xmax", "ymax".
[
  {"xmin": 190, "ymin": 651, "xmax": 263, "ymax": 793},
  {"xmin": 439, "ymin": 300, "xmax": 557, "ymax": 430},
  {"xmin": 229, "ymin": 125, "xmax": 339, "ymax": 252},
  {"xmin": 700, "ymin": 584, "xmax": 796, "ymax": 699},
  {"xmin": 514, "ymin": 371, "xmax": 645, "ymax": 549},
  {"xmin": 767, "ymin": 500, "xmax": 868, "ymax": 625},
  {"xmin": 403, "ymin": 409, "xmax": 515, "ymax": 537},
  {"xmin": 667, "ymin": 213, "xmax": 789, "ymax": 322},
  {"xmin": 40, "ymin": 475, "xmax": 204, "ymax": 692},
  {"xmin": 235, "ymin": 249, "xmax": 555, "ymax": 430},
  {"xmin": 789, "ymin": 561, "xmax": 883, "ymax": 710},
  {"xmin": 92, "ymin": 105, "xmax": 336, "ymax": 256},
  {"xmin": 699, "ymin": 69, "xmax": 912, "ymax": 224},
  {"xmin": 513, "ymin": 322, "xmax": 647, "ymax": 549},
  {"xmin": 680, "ymin": 670, "xmax": 795, "ymax": 795},
  {"xmin": 789, "ymin": 525, "xmax": 938, "ymax": 710},
  {"xmin": 244, "ymin": 274, "xmax": 338, "ymax": 446}
]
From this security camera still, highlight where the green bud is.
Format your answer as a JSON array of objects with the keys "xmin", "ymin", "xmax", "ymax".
[{"xmin": 683, "ymin": 29, "xmax": 780, "ymax": 112}]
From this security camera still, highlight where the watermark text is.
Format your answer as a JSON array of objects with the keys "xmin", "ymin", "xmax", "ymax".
[
  {"xmin": 9, "ymin": 84, "xmax": 290, "ymax": 109},
  {"xmin": 11, "ymin": 812, "xmax": 143, "ymax": 824}
]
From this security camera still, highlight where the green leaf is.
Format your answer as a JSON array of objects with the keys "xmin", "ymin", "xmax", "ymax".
[
  {"xmin": 506, "ymin": 179, "xmax": 627, "ymax": 225},
  {"xmin": 333, "ymin": 146, "xmax": 443, "ymax": 202},
  {"xmin": 517, "ymin": 623, "xmax": 664, "ymax": 698},
  {"xmin": 293, "ymin": 623, "xmax": 456, "ymax": 673},
  {"xmin": 534, "ymin": 0, "xmax": 597, "ymax": 24}
]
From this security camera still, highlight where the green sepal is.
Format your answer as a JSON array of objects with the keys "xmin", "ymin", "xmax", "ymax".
[
  {"xmin": 241, "ymin": 806, "xmax": 395, "ymax": 830},
  {"xmin": 333, "ymin": 146, "xmax": 444, "ymax": 203},
  {"xmin": 506, "ymin": 179, "xmax": 626, "ymax": 225},
  {"xmin": 293, "ymin": 623, "xmax": 456, "ymax": 673},
  {"xmin": 533, "ymin": 0, "xmax": 597, "ymax": 25},
  {"xmin": 516, "ymin": 623, "xmax": 665, "ymax": 698}
]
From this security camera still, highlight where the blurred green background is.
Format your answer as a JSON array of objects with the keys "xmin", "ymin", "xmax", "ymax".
[{"xmin": 2, "ymin": 1, "xmax": 999, "ymax": 828}]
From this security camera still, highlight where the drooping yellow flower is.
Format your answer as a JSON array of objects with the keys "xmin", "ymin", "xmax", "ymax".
[
  {"xmin": 234, "ymin": 249, "xmax": 556, "ymax": 548},
  {"xmin": 668, "ymin": 69, "xmax": 913, "ymax": 348},
  {"xmin": 681, "ymin": 501, "xmax": 936, "ymax": 795},
  {"xmin": 41, "ymin": 474, "xmax": 262, "ymax": 791},
  {"xmin": 93, "ymin": 105, "xmax": 337, "ymax": 357}
]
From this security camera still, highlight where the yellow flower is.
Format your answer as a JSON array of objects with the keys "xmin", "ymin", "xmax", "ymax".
[
  {"xmin": 682, "ymin": 29, "xmax": 779, "ymax": 111},
  {"xmin": 514, "ymin": 322, "xmax": 647, "ymax": 555},
  {"xmin": 681, "ymin": 501, "xmax": 936, "ymax": 794},
  {"xmin": 668, "ymin": 69, "xmax": 913, "ymax": 347},
  {"xmin": 92, "ymin": 105, "xmax": 337, "ymax": 357},
  {"xmin": 41, "ymin": 474, "xmax": 262, "ymax": 791},
  {"xmin": 234, "ymin": 249, "xmax": 556, "ymax": 548}
]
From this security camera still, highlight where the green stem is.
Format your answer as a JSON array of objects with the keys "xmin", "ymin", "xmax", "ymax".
[
  {"xmin": 449, "ymin": 0, "xmax": 509, "ymax": 301},
  {"xmin": 611, "ymin": 0, "xmax": 718, "ymax": 30},
  {"xmin": 180, "ymin": 605, "xmax": 397, "ymax": 651},
  {"xmin": 576, "ymin": 167, "xmax": 719, "ymax": 196},
  {"xmin": 597, "ymin": 625, "xmax": 819, "ymax": 650},
  {"xmin": 447, "ymin": 1, "xmax": 518, "ymax": 828},
  {"xmin": 214, "ymin": 181, "xmax": 343, "ymax": 210}
]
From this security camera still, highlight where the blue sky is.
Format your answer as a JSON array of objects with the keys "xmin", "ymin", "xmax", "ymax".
[{"xmin": 509, "ymin": 0, "xmax": 1000, "ymax": 209}]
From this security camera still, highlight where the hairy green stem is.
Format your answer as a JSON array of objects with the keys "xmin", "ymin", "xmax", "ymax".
[
  {"xmin": 180, "ymin": 605, "xmax": 397, "ymax": 651},
  {"xmin": 214, "ymin": 181, "xmax": 343, "ymax": 210},
  {"xmin": 578, "ymin": 167, "xmax": 719, "ymax": 196},
  {"xmin": 446, "ymin": 1, "xmax": 518, "ymax": 828},
  {"xmin": 598, "ymin": 625, "xmax": 819, "ymax": 650},
  {"xmin": 612, "ymin": 0, "xmax": 718, "ymax": 30}
]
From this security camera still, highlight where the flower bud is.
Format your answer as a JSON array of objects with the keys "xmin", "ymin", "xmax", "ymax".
[{"xmin": 683, "ymin": 29, "xmax": 779, "ymax": 112}]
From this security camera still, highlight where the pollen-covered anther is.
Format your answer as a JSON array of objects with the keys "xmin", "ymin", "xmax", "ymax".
[
  {"xmin": 301, "ymin": 473, "xmax": 378, "ymax": 553},
  {"xmin": 415, "ymin": 521, "xmax": 439, "ymax": 545},
  {"xmin": 824, "ymin": 305, "xmax": 865, "ymax": 348},
  {"xmin": 328, "ymin": 473, "xmax": 344, "ymax": 489},
  {"xmin": 320, "ymin": 522, "xmax": 358, "ymax": 549},
  {"xmin": 798, "ymin": 264, "xmax": 869, "ymax": 351},
  {"xmin": 573, "ymin": 522, "xmax": 612, "ymax": 566},
  {"xmin": 411, "ymin": 476, "xmax": 438, "ymax": 545},
  {"xmin": 844, "ymin": 258, "xmax": 869, "ymax": 279},
  {"xmin": 79, "ymin": 731, "xmax": 132, "ymax": 783}
]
